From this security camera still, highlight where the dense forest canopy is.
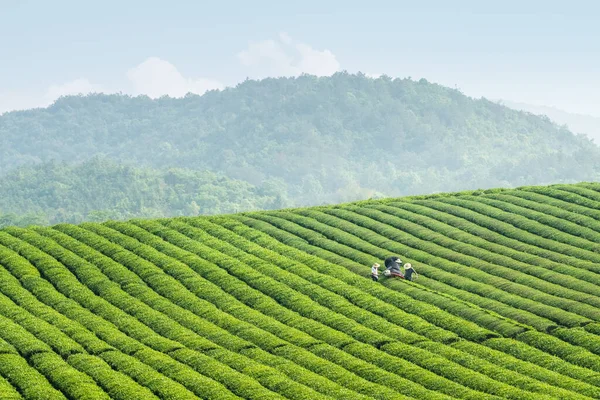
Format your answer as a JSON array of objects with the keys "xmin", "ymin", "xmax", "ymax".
[
  {"xmin": 1, "ymin": 72, "xmax": 599, "ymax": 226},
  {"xmin": 0, "ymin": 158, "xmax": 288, "ymax": 227}
]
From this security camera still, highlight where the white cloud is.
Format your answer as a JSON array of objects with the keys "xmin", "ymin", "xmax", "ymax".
[
  {"xmin": 127, "ymin": 57, "xmax": 223, "ymax": 98},
  {"xmin": 237, "ymin": 33, "xmax": 340, "ymax": 79},
  {"xmin": 0, "ymin": 79, "xmax": 103, "ymax": 114},
  {"xmin": 1, "ymin": 58, "xmax": 223, "ymax": 114},
  {"xmin": 237, "ymin": 39, "xmax": 295, "ymax": 76},
  {"xmin": 1, "ymin": 35, "xmax": 337, "ymax": 114},
  {"xmin": 45, "ymin": 78, "xmax": 103, "ymax": 102},
  {"xmin": 295, "ymin": 44, "xmax": 340, "ymax": 77},
  {"xmin": 279, "ymin": 32, "xmax": 292, "ymax": 45},
  {"xmin": 0, "ymin": 91, "xmax": 38, "ymax": 114}
]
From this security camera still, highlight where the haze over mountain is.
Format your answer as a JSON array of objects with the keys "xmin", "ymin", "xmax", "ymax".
[
  {"xmin": 498, "ymin": 99, "xmax": 600, "ymax": 144},
  {"xmin": 1, "ymin": 73, "xmax": 599, "ymax": 226}
]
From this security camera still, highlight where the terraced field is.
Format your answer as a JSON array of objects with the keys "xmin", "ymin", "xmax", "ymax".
[{"xmin": 3, "ymin": 182, "xmax": 600, "ymax": 399}]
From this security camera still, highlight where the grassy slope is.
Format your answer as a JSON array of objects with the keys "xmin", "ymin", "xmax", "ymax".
[{"xmin": 2, "ymin": 182, "xmax": 600, "ymax": 399}]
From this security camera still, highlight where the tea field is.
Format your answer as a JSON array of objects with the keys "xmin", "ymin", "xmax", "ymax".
[{"xmin": 2, "ymin": 183, "xmax": 600, "ymax": 399}]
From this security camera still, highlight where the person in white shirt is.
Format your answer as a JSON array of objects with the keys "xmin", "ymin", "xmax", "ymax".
[{"xmin": 371, "ymin": 263, "xmax": 380, "ymax": 282}]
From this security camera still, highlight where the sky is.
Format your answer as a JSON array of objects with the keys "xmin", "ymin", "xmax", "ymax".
[{"xmin": 1, "ymin": 0, "xmax": 599, "ymax": 116}]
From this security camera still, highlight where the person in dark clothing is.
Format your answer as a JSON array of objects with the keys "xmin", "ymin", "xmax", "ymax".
[
  {"xmin": 403, "ymin": 263, "xmax": 419, "ymax": 281},
  {"xmin": 384, "ymin": 256, "xmax": 402, "ymax": 269},
  {"xmin": 383, "ymin": 256, "xmax": 404, "ymax": 278}
]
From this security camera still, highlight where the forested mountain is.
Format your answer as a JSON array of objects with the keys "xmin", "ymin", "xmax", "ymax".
[{"xmin": 2, "ymin": 72, "xmax": 600, "ymax": 225}]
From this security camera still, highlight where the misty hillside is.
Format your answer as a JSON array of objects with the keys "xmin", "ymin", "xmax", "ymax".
[
  {"xmin": 497, "ymin": 99, "xmax": 600, "ymax": 144},
  {"xmin": 1, "ymin": 72, "xmax": 600, "ymax": 225}
]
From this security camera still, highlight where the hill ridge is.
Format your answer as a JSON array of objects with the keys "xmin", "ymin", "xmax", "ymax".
[{"xmin": 2, "ymin": 73, "xmax": 600, "ymax": 226}]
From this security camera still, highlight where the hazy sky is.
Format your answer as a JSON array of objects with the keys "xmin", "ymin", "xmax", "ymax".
[{"xmin": 1, "ymin": 0, "xmax": 599, "ymax": 116}]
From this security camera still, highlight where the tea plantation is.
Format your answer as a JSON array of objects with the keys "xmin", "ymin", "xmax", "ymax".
[{"xmin": 2, "ymin": 182, "xmax": 600, "ymax": 399}]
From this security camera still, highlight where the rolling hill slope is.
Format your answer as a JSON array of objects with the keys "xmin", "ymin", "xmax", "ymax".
[{"xmin": 2, "ymin": 182, "xmax": 600, "ymax": 399}]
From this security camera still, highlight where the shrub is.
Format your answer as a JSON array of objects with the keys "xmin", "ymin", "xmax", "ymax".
[
  {"xmin": 453, "ymin": 340, "xmax": 600, "ymax": 398},
  {"xmin": 0, "ymin": 353, "xmax": 66, "ymax": 400},
  {"xmin": 0, "ymin": 375, "xmax": 21, "ymax": 400},
  {"xmin": 486, "ymin": 337, "xmax": 600, "ymax": 386},
  {"xmin": 68, "ymin": 353, "xmax": 158, "ymax": 400}
]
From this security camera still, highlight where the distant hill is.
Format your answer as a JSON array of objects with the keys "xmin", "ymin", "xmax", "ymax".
[
  {"xmin": 2, "ymin": 182, "xmax": 600, "ymax": 399},
  {"xmin": 497, "ymin": 99, "xmax": 600, "ymax": 143},
  {"xmin": 0, "ymin": 158, "xmax": 286, "ymax": 227},
  {"xmin": 1, "ymin": 72, "xmax": 600, "ymax": 224}
]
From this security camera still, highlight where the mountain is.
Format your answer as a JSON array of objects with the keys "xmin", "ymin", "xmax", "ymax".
[
  {"xmin": 497, "ymin": 99, "xmax": 600, "ymax": 143},
  {"xmin": 1, "ymin": 181, "xmax": 600, "ymax": 399},
  {"xmin": 1, "ymin": 72, "xmax": 600, "ymax": 225}
]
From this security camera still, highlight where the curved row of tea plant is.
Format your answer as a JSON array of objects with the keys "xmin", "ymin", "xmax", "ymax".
[{"xmin": 2, "ymin": 182, "xmax": 600, "ymax": 398}]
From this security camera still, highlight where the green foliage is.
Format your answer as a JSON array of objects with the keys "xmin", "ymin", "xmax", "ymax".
[
  {"xmin": 3, "ymin": 182, "xmax": 600, "ymax": 399},
  {"xmin": 3, "ymin": 74, "xmax": 600, "ymax": 225},
  {"xmin": 0, "ymin": 158, "xmax": 285, "ymax": 225},
  {"xmin": 47, "ymin": 223, "xmax": 404, "ymax": 399},
  {"xmin": 0, "ymin": 374, "xmax": 21, "ymax": 400},
  {"xmin": 0, "ymin": 353, "xmax": 66, "ymax": 400},
  {"xmin": 66, "ymin": 354, "xmax": 159, "ymax": 400}
]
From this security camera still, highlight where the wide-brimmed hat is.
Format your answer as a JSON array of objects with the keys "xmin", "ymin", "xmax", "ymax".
[
  {"xmin": 404, "ymin": 263, "xmax": 412, "ymax": 269},
  {"xmin": 372, "ymin": 263, "xmax": 380, "ymax": 268}
]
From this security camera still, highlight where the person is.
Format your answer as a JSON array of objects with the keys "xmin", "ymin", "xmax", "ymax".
[
  {"xmin": 383, "ymin": 256, "xmax": 404, "ymax": 278},
  {"xmin": 403, "ymin": 263, "xmax": 419, "ymax": 281},
  {"xmin": 384, "ymin": 256, "xmax": 402, "ymax": 269},
  {"xmin": 371, "ymin": 263, "xmax": 380, "ymax": 282}
]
